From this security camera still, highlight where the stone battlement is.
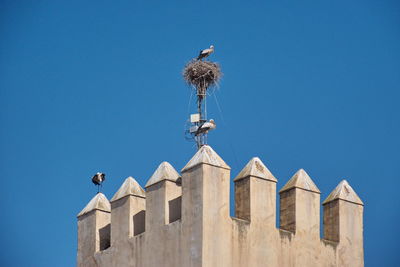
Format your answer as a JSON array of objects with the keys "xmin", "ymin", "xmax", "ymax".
[{"xmin": 77, "ymin": 145, "xmax": 364, "ymax": 267}]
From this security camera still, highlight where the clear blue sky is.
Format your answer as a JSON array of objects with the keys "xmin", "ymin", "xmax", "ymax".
[{"xmin": 1, "ymin": 1, "xmax": 399, "ymax": 266}]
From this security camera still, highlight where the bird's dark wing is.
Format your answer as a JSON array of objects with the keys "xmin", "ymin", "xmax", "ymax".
[
  {"xmin": 101, "ymin": 173, "xmax": 105, "ymax": 182},
  {"xmin": 197, "ymin": 50, "xmax": 206, "ymax": 60},
  {"xmin": 195, "ymin": 123, "xmax": 210, "ymax": 136},
  {"xmin": 92, "ymin": 175, "xmax": 100, "ymax": 185}
]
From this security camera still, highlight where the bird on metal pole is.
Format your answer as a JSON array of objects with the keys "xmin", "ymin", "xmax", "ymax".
[
  {"xmin": 92, "ymin": 172, "xmax": 106, "ymax": 193},
  {"xmin": 195, "ymin": 119, "xmax": 216, "ymax": 136},
  {"xmin": 197, "ymin": 45, "xmax": 214, "ymax": 61}
]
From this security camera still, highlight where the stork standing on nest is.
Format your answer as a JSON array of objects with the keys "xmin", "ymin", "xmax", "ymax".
[
  {"xmin": 197, "ymin": 45, "xmax": 214, "ymax": 61},
  {"xmin": 92, "ymin": 172, "xmax": 106, "ymax": 193}
]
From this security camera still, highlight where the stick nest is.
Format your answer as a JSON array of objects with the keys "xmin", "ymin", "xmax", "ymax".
[{"xmin": 183, "ymin": 60, "xmax": 222, "ymax": 93}]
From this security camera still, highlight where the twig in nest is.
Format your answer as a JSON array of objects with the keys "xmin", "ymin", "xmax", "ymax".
[{"xmin": 183, "ymin": 60, "xmax": 222, "ymax": 96}]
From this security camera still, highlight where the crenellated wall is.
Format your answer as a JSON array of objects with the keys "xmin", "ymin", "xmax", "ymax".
[{"xmin": 77, "ymin": 145, "xmax": 364, "ymax": 267}]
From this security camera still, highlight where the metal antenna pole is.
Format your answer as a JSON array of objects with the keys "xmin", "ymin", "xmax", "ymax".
[
  {"xmin": 196, "ymin": 87, "xmax": 202, "ymax": 149},
  {"xmin": 196, "ymin": 83, "xmax": 208, "ymax": 149},
  {"xmin": 183, "ymin": 56, "xmax": 220, "ymax": 151}
]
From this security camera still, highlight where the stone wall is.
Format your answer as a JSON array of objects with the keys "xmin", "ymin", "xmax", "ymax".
[{"xmin": 77, "ymin": 145, "xmax": 364, "ymax": 267}]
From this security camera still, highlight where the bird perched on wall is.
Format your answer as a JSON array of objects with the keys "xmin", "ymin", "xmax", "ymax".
[
  {"xmin": 197, "ymin": 45, "xmax": 214, "ymax": 61},
  {"xmin": 195, "ymin": 119, "xmax": 216, "ymax": 136},
  {"xmin": 92, "ymin": 172, "xmax": 106, "ymax": 193}
]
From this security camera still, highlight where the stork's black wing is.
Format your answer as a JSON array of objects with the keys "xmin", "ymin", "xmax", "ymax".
[
  {"xmin": 92, "ymin": 175, "xmax": 100, "ymax": 185},
  {"xmin": 197, "ymin": 50, "xmax": 205, "ymax": 60}
]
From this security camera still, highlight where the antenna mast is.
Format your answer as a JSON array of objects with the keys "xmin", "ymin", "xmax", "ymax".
[{"xmin": 183, "ymin": 45, "xmax": 221, "ymax": 149}]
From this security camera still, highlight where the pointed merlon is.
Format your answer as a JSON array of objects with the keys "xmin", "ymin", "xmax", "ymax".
[
  {"xmin": 77, "ymin": 193, "xmax": 111, "ymax": 217},
  {"xmin": 145, "ymin": 161, "xmax": 181, "ymax": 188},
  {"xmin": 181, "ymin": 145, "xmax": 230, "ymax": 173},
  {"xmin": 279, "ymin": 169, "xmax": 320, "ymax": 194},
  {"xmin": 323, "ymin": 180, "xmax": 363, "ymax": 205},
  {"xmin": 234, "ymin": 157, "xmax": 277, "ymax": 182},
  {"xmin": 111, "ymin": 177, "xmax": 145, "ymax": 202}
]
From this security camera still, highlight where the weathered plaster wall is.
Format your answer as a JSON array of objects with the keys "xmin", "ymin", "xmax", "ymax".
[{"xmin": 77, "ymin": 146, "xmax": 364, "ymax": 267}]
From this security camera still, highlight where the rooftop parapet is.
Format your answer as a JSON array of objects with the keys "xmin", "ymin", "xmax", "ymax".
[
  {"xmin": 279, "ymin": 168, "xmax": 320, "ymax": 194},
  {"xmin": 111, "ymin": 176, "xmax": 145, "ymax": 202},
  {"xmin": 234, "ymin": 157, "xmax": 277, "ymax": 182},
  {"xmin": 279, "ymin": 169, "xmax": 320, "ymax": 237},
  {"xmin": 77, "ymin": 193, "xmax": 111, "ymax": 266},
  {"xmin": 145, "ymin": 162, "xmax": 182, "ymax": 232},
  {"xmin": 77, "ymin": 193, "xmax": 111, "ymax": 217},
  {"xmin": 180, "ymin": 145, "xmax": 232, "ymax": 266},
  {"xmin": 110, "ymin": 177, "xmax": 146, "ymax": 244},
  {"xmin": 322, "ymin": 179, "xmax": 364, "ymax": 265},
  {"xmin": 234, "ymin": 157, "xmax": 277, "ymax": 225},
  {"xmin": 146, "ymin": 161, "xmax": 181, "ymax": 188},
  {"xmin": 181, "ymin": 145, "xmax": 230, "ymax": 173},
  {"xmin": 322, "ymin": 179, "xmax": 363, "ymax": 205},
  {"xmin": 76, "ymin": 146, "xmax": 365, "ymax": 267}
]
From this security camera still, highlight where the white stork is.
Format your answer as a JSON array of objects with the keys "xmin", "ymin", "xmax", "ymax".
[
  {"xmin": 195, "ymin": 119, "xmax": 216, "ymax": 136},
  {"xmin": 197, "ymin": 45, "xmax": 214, "ymax": 61},
  {"xmin": 92, "ymin": 172, "xmax": 106, "ymax": 192}
]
